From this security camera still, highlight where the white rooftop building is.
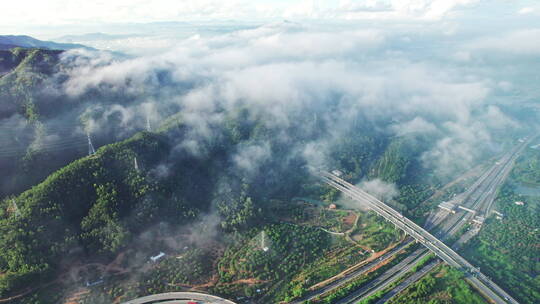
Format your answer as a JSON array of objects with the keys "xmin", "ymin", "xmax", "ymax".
[
  {"xmin": 150, "ymin": 252, "xmax": 166, "ymax": 262},
  {"xmin": 438, "ymin": 201, "xmax": 456, "ymax": 213},
  {"xmin": 331, "ymin": 170, "xmax": 343, "ymax": 177}
]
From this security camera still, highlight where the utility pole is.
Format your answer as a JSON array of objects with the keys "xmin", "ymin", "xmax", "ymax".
[{"xmin": 87, "ymin": 132, "xmax": 96, "ymax": 156}]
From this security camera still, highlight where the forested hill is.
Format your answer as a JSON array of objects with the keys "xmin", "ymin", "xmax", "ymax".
[
  {"xmin": 0, "ymin": 129, "xmax": 205, "ymax": 296},
  {"xmin": 0, "ymin": 48, "xmax": 78, "ymax": 197},
  {"xmin": 0, "ymin": 35, "xmax": 91, "ymax": 51},
  {"xmin": 0, "ymin": 48, "xmax": 142, "ymax": 197},
  {"xmin": 0, "ymin": 48, "xmax": 63, "ymax": 117},
  {"xmin": 0, "ymin": 102, "xmax": 437, "ymax": 297}
]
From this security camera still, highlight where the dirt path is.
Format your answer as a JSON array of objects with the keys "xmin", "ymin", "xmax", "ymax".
[
  {"xmin": 0, "ymin": 280, "xmax": 57, "ymax": 303},
  {"xmin": 0, "ymin": 288, "xmax": 34, "ymax": 303}
]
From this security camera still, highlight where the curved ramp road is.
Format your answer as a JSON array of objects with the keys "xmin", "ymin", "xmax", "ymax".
[{"xmin": 121, "ymin": 292, "xmax": 237, "ymax": 304}]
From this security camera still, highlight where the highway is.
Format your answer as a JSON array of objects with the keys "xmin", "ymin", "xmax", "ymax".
[
  {"xmin": 333, "ymin": 248, "xmax": 428, "ymax": 304},
  {"xmin": 320, "ymin": 171, "xmax": 520, "ymax": 304},
  {"xmin": 296, "ymin": 144, "xmax": 525, "ymax": 304},
  {"xmin": 325, "ymin": 157, "xmax": 501, "ymax": 304},
  {"xmin": 437, "ymin": 141, "xmax": 526, "ymax": 240},
  {"xmin": 373, "ymin": 260, "xmax": 440, "ymax": 304},
  {"xmin": 291, "ymin": 239, "xmax": 415, "ymax": 303},
  {"xmin": 121, "ymin": 292, "xmax": 237, "ymax": 304}
]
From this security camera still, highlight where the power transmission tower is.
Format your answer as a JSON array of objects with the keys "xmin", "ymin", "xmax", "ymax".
[
  {"xmin": 146, "ymin": 116, "xmax": 151, "ymax": 132},
  {"xmin": 261, "ymin": 231, "xmax": 269, "ymax": 252},
  {"xmin": 134, "ymin": 157, "xmax": 139, "ymax": 171},
  {"xmin": 12, "ymin": 200, "xmax": 21, "ymax": 217},
  {"xmin": 87, "ymin": 132, "xmax": 96, "ymax": 156}
]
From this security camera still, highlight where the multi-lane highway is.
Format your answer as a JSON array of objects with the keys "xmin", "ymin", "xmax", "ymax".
[
  {"xmin": 320, "ymin": 170, "xmax": 520, "ymax": 304},
  {"xmin": 437, "ymin": 141, "xmax": 527, "ymax": 241},
  {"xmin": 377, "ymin": 145, "xmax": 523, "ymax": 304},
  {"xmin": 291, "ymin": 239, "xmax": 415, "ymax": 303},
  {"xmin": 295, "ymin": 143, "xmax": 527, "ymax": 304},
  {"xmin": 373, "ymin": 260, "xmax": 440, "ymax": 304},
  {"xmin": 333, "ymin": 248, "xmax": 429, "ymax": 304}
]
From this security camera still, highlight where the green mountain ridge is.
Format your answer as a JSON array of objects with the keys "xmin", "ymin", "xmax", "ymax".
[
  {"xmin": 0, "ymin": 105, "xmax": 432, "ymax": 299},
  {"xmin": 0, "ymin": 35, "xmax": 92, "ymax": 51}
]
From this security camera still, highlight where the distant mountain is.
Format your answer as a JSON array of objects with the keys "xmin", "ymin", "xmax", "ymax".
[
  {"xmin": 0, "ymin": 35, "xmax": 93, "ymax": 50},
  {"xmin": 57, "ymin": 32, "xmax": 134, "ymax": 42}
]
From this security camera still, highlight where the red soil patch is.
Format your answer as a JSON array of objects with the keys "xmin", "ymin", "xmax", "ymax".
[
  {"xmin": 342, "ymin": 212, "xmax": 357, "ymax": 226},
  {"xmin": 63, "ymin": 289, "xmax": 90, "ymax": 304}
]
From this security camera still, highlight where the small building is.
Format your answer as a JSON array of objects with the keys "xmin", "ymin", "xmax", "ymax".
[
  {"xmin": 150, "ymin": 252, "xmax": 166, "ymax": 262},
  {"xmin": 514, "ymin": 201, "xmax": 525, "ymax": 206},
  {"xmin": 328, "ymin": 203, "xmax": 337, "ymax": 210},
  {"xmin": 331, "ymin": 170, "xmax": 343, "ymax": 177},
  {"xmin": 86, "ymin": 279, "xmax": 104, "ymax": 287},
  {"xmin": 492, "ymin": 210, "xmax": 504, "ymax": 220},
  {"xmin": 472, "ymin": 216, "xmax": 485, "ymax": 225},
  {"xmin": 438, "ymin": 201, "xmax": 456, "ymax": 213}
]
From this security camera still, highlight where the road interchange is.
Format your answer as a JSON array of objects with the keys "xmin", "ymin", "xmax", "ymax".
[{"xmin": 319, "ymin": 166, "xmax": 520, "ymax": 304}]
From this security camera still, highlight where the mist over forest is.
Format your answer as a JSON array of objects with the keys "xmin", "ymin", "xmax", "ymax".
[{"xmin": 2, "ymin": 21, "xmax": 537, "ymax": 195}]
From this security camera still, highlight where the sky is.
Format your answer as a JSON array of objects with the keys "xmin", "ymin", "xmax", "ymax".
[{"xmin": 2, "ymin": 0, "xmax": 540, "ymax": 38}]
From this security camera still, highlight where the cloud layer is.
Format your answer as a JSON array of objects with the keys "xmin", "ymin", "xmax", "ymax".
[{"xmin": 48, "ymin": 19, "xmax": 539, "ymax": 181}]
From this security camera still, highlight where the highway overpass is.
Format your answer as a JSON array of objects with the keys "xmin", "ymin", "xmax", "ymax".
[
  {"xmin": 121, "ymin": 292, "xmax": 237, "ymax": 304},
  {"xmin": 320, "ymin": 171, "xmax": 519, "ymax": 304}
]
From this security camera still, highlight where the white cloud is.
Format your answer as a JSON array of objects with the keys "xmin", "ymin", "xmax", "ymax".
[
  {"xmin": 48, "ymin": 20, "xmax": 535, "ymax": 180},
  {"xmin": 453, "ymin": 51, "xmax": 471, "ymax": 62},
  {"xmin": 466, "ymin": 29, "xmax": 540, "ymax": 55},
  {"xmin": 391, "ymin": 117, "xmax": 438, "ymax": 136},
  {"xmin": 518, "ymin": 7, "xmax": 535, "ymax": 15},
  {"xmin": 233, "ymin": 142, "xmax": 272, "ymax": 175},
  {"xmin": 358, "ymin": 179, "xmax": 399, "ymax": 202}
]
